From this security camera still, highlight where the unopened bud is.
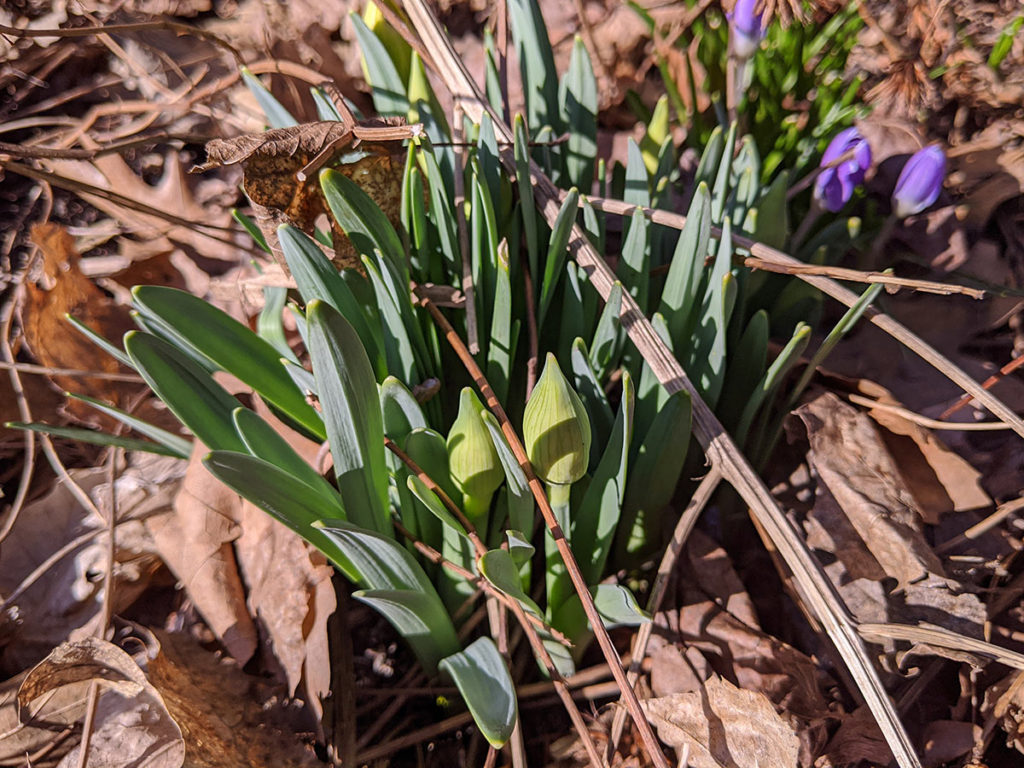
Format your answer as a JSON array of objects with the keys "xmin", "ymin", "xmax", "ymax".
[
  {"xmin": 523, "ymin": 354, "xmax": 592, "ymax": 486},
  {"xmin": 892, "ymin": 145, "xmax": 946, "ymax": 218},
  {"xmin": 446, "ymin": 388, "xmax": 503, "ymax": 517},
  {"xmin": 814, "ymin": 127, "xmax": 872, "ymax": 213}
]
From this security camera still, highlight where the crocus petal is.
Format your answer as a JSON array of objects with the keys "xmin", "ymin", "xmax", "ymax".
[
  {"xmin": 892, "ymin": 145, "xmax": 946, "ymax": 218},
  {"xmin": 730, "ymin": 0, "xmax": 764, "ymax": 59},
  {"xmin": 853, "ymin": 139, "xmax": 872, "ymax": 172},
  {"xmin": 839, "ymin": 157, "xmax": 866, "ymax": 189},
  {"xmin": 821, "ymin": 127, "xmax": 862, "ymax": 166},
  {"xmin": 815, "ymin": 168, "xmax": 847, "ymax": 212}
]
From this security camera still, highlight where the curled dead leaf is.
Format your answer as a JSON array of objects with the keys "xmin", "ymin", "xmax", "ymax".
[
  {"xmin": 17, "ymin": 636, "xmax": 185, "ymax": 768},
  {"xmin": 195, "ymin": 119, "xmax": 414, "ymax": 274}
]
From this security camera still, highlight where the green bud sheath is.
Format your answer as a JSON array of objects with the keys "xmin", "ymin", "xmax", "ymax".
[
  {"xmin": 446, "ymin": 388, "xmax": 504, "ymax": 518},
  {"xmin": 523, "ymin": 353, "xmax": 593, "ymax": 486}
]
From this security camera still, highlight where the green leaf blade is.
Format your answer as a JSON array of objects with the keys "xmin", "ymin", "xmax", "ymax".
[{"xmin": 307, "ymin": 300, "xmax": 390, "ymax": 535}]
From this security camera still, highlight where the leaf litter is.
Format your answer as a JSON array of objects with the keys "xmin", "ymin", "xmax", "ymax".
[{"xmin": 3, "ymin": 0, "xmax": 1024, "ymax": 766}]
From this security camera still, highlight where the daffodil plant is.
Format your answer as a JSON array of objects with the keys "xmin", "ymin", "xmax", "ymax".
[{"xmin": 11, "ymin": 0, "xmax": 904, "ymax": 750}]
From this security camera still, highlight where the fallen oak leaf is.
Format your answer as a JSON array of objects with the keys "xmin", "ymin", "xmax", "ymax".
[{"xmin": 39, "ymin": 152, "xmax": 245, "ymax": 267}]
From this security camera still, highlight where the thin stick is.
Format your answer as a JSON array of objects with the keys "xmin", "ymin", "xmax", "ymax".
[
  {"xmin": 413, "ymin": 284, "xmax": 661, "ymax": 768},
  {"xmin": 393, "ymin": 520, "xmax": 571, "ymax": 646},
  {"xmin": 76, "ymin": 446, "xmax": 121, "ymax": 768},
  {"xmin": 0, "ymin": 270, "xmax": 35, "ymax": 544},
  {"xmin": 75, "ymin": 682, "xmax": 101, "ymax": 768},
  {"xmin": 591, "ymin": 196, "xmax": 984, "ymax": 298},
  {"xmin": 0, "ymin": 160, "xmax": 242, "ymax": 240},
  {"xmin": 0, "ymin": 133, "xmax": 209, "ymax": 160},
  {"xmin": 387, "ymin": 431, "xmax": 526, "ymax": 764},
  {"xmin": 356, "ymin": 710, "xmax": 476, "ymax": 763},
  {"xmin": 607, "ymin": 467, "xmax": 723, "ymax": 758},
  {"xmin": 384, "ymin": 437, "xmax": 482, "ymax": 542},
  {"xmin": 0, "ymin": 360, "xmax": 144, "ymax": 382},
  {"xmin": 354, "ymin": 664, "xmax": 426, "ymax": 750},
  {"xmin": 934, "ymin": 497, "xmax": 1024, "ymax": 555},
  {"xmin": 846, "ymin": 393, "xmax": 1012, "ymax": 432},
  {"xmin": 0, "ymin": 20, "xmax": 243, "ymax": 64},
  {"xmin": 451, "ymin": 105, "xmax": 480, "ymax": 354},
  {"xmin": 859, "ymin": 623, "xmax": 1024, "ymax": 670},
  {"xmin": 941, "ymin": 353, "xmax": 1024, "ymax": 419}
]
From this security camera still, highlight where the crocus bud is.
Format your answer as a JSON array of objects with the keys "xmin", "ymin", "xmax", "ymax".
[
  {"xmin": 447, "ymin": 388, "xmax": 503, "ymax": 518},
  {"xmin": 523, "ymin": 354, "xmax": 592, "ymax": 486},
  {"xmin": 814, "ymin": 127, "xmax": 872, "ymax": 213},
  {"xmin": 892, "ymin": 145, "xmax": 946, "ymax": 218},
  {"xmin": 729, "ymin": 0, "xmax": 764, "ymax": 60}
]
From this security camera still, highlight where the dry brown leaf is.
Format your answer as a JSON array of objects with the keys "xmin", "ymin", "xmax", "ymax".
[
  {"xmin": 196, "ymin": 120, "xmax": 412, "ymax": 273},
  {"xmin": 0, "ymin": 669, "xmax": 77, "ymax": 765},
  {"xmin": 673, "ymin": 532, "xmax": 830, "ymax": 719},
  {"xmin": 818, "ymin": 706, "xmax": 893, "ymax": 768},
  {"xmin": 987, "ymin": 671, "xmax": 1024, "ymax": 755},
  {"xmin": 643, "ymin": 676, "xmax": 801, "ymax": 768},
  {"xmin": 794, "ymin": 392, "xmax": 946, "ymax": 588},
  {"xmin": 18, "ymin": 636, "xmax": 185, "ymax": 768},
  {"xmin": 0, "ymin": 459, "xmax": 170, "ymax": 672},
  {"xmin": 682, "ymin": 527, "xmax": 760, "ymax": 629},
  {"xmin": 22, "ymin": 223, "xmax": 139, "ymax": 423},
  {"xmin": 858, "ymin": 379, "xmax": 990, "ymax": 523},
  {"xmin": 793, "ymin": 392, "xmax": 987, "ymax": 654},
  {"xmin": 236, "ymin": 506, "xmax": 333, "ymax": 695},
  {"xmin": 145, "ymin": 629, "xmax": 319, "ymax": 768},
  {"xmin": 662, "ymin": 531, "xmax": 831, "ymax": 763},
  {"xmin": 648, "ymin": 634, "xmax": 709, "ymax": 698},
  {"xmin": 234, "ymin": 400, "xmax": 334, "ymax": 709},
  {"xmin": 197, "ymin": 122, "xmax": 359, "ymax": 170},
  {"xmin": 146, "ymin": 442, "xmax": 258, "ymax": 665},
  {"xmin": 144, "ymin": 401, "xmax": 334, "ymax": 705}
]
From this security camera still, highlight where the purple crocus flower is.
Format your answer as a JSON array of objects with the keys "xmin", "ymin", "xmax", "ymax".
[
  {"xmin": 892, "ymin": 145, "xmax": 946, "ymax": 218},
  {"xmin": 814, "ymin": 127, "xmax": 872, "ymax": 213},
  {"xmin": 730, "ymin": 0, "xmax": 764, "ymax": 60}
]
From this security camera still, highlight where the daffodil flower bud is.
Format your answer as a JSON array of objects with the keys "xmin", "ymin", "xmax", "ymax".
[
  {"xmin": 523, "ymin": 353, "xmax": 592, "ymax": 486},
  {"xmin": 446, "ymin": 388, "xmax": 503, "ymax": 519},
  {"xmin": 814, "ymin": 127, "xmax": 872, "ymax": 213},
  {"xmin": 729, "ymin": 0, "xmax": 765, "ymax": 60},
  {"xmin": 892, "ymin": 145, "xmax": 946, "ymax": 218}
]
